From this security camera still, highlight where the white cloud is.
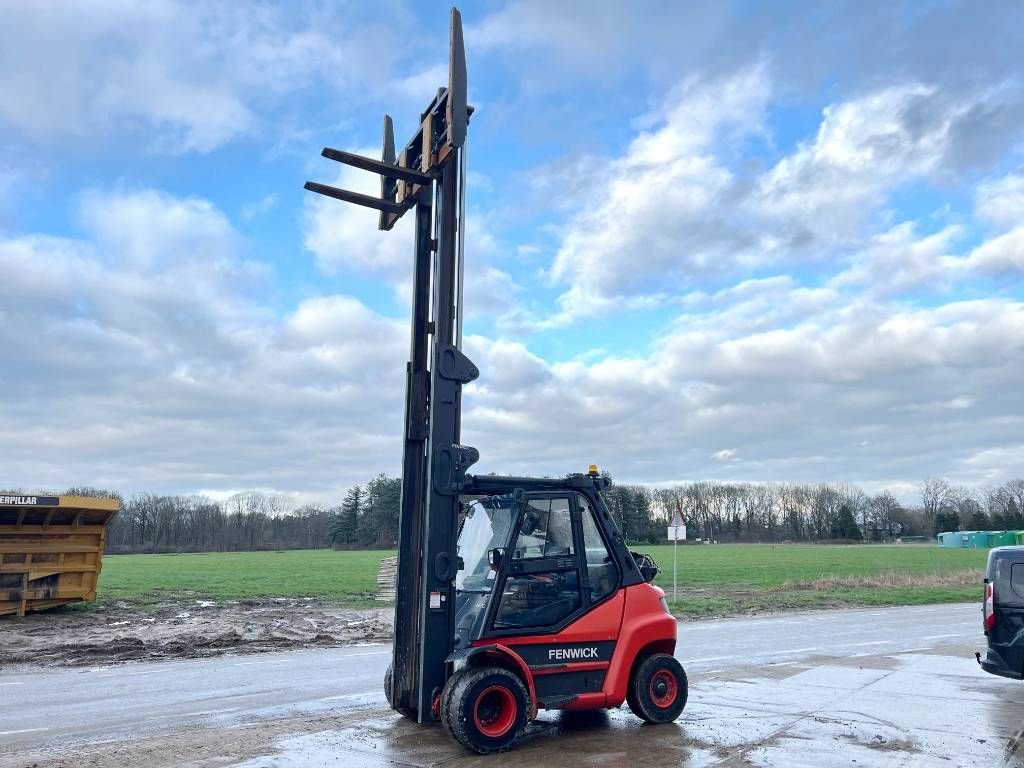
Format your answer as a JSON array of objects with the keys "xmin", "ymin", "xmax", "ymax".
[
  {"xmin": 241, "ymin": 194, "xmax": 278, "ymax": 220},
  {"xmin": 829, "ymin": 222, "xmax": 964, "ymax": 293},
  {"xmin": 755, "ymin": 85, "xmax": 949, "ymax": 239},
  {"xmin": 0, "ymin": 2, "xmax": 404, "ymax": 153},
  {"xmin": 963, "ymin": 226, "xmax": 1024, "ymax": 274},
  {"xmin": 302, "ymin": 164, "xmax": 517, "ymax": 317},
  {"xmin": 754, "ymin": 83, "xmax": 1024, "ymax": 246},
  {"xmin": 546, "ymin": 65, "xmax": 771, "ymax": 323},
  {"xmin": 828, "ymin": 178, "xmax": 1024, "ymax": 292},
  {"xmin": 390, "ymin": 64, "xmax": 448, "ymax": 103},
  {"xmin": 975, "ymin": 172, "xmax": 1024, "ymax": 228},
  {"xmin": 2, "ymin": 186, "xmax": 1022, "ymax": 496},
  {"xmin": 0, "ymin": 3, "xmax": 248, "ymax": 152},
  {"xmin": 0, "ymin": 189, "xmax": 407, "ymax": 497},
  {"xmin": 79, "ymin": 189, "xmax": 237, "ymax": 268},
  {"xmin": 463, "ymin": 292, "xmax": 1024, "ymax": 488},
  {"xmin": 964, "ymin": 172, "xmax": 1024, "ymax": 276},
  {"xmin": 539, "ymin": 74, "xmax": 1024, "ymax": 327},
  {"xmin": 468, "ymin": 1, "xmax": 640, "ymax": 82},
  {"xmin": 301, "ymin": 156, "xmax": 414, "ymax": 280},
  {"xmin": 2, "ymin": 4, "xmax": 1023, "ymax": 500}
]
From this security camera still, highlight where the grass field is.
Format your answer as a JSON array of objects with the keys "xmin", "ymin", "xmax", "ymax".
[
  {"xmin": 643, "ymin": 543, "xmax": 985, "ymax": 616},
  {"xmin": 95, "ymin": 543, "xmax": 987, "ymax": 618},
  {"xmin": 97, "ymin": 549, "xmax": 388, "ymax": 607}
]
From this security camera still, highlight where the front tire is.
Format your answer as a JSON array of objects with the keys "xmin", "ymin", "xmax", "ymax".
[
  {"xmin": 627, "ymin": 653, "xmax": 688, "ymax": 724},
  {"xmin": 442, "ymin": 665, "xmax": 529, "ymax": 754}
]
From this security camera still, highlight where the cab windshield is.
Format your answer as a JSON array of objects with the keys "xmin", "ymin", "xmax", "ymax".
[{"xmin": 456, "ymin": 496, "xmax": 514, "ymax": 593}]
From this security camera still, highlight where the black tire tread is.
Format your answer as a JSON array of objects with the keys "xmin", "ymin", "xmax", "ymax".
[
  {"xmin": 626, "ymin": 653, "xmax": 688, "ymax": 724},
  {"xmin": 442, "ymin": 665, "xmax": 528, "ymax": 754},
  {"xmin": 384, "ymin": 663, "xmax": 417, "ymax": 720},
  {"xmin": 440, "ymin": 667, "xmax": 460, "ymax": 726}
]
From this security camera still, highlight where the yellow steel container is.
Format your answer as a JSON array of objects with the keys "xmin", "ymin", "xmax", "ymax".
[{"xmin": 0, "ymin": 495, "xmax": 119, "ymax": 617}]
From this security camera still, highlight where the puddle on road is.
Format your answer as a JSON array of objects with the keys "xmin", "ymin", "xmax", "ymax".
[
  {"xmin": 1005, "ymin": 724, "xmax": 1024, "ymax": 767},
  {"xmin": 231, "ymin": 650, "xmax": 1022, "ymax": 768},
  {"xmin": 231, "ymin": 710, "xmax": 719, "ymax": 768}
]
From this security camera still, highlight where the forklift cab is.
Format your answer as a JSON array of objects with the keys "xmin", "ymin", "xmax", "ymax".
[
  {"xmin": 453, "ymin": 486, "xmax": 630, "ymax": 649},
  {"xmin": 978, "ymin": 546, "xmax": 1024, "ymax": 680}
]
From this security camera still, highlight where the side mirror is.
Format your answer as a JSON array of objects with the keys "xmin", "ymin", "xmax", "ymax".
[{"xmin": 488, "ymin": 547, "xmax": 505, "ymax": 571}]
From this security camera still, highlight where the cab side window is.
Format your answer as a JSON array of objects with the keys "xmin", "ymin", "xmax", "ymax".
[
  {"xmin": 512, "ymin": 497, "xmax": 574, "ymax": 560},
  {"xmin": 495, "ymin": 496, "xmax": 580, "ymax": 630},
  {"xmin": 580, "ymin": 496, "xmax": 618, "ymax": 604}
]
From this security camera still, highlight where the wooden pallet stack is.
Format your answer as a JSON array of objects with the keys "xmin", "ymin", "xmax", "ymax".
[
  {"xmin": 0, "ymin": 495, "xmax": 119, "ymax": 618},
  {"xmin": 376, "ymin": 555, "xmax": 398, "ymax": 602}
]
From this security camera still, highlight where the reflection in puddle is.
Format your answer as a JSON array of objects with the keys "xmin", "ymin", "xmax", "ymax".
[{"xmin": 1001, "ymin": 723, "xmax": 1024, "ymax": 767}]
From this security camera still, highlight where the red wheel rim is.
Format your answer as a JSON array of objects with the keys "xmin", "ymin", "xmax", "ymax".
[
  {"xmin": 473, "ymin": 685, "xmax": 517, "ymax": 738},
  {"xmin": 649, "ymin": 669, "xmax": 678, "ymax": 708}
]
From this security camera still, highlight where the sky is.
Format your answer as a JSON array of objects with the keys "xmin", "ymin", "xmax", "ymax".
[{"xmin": 0, "ymin": 0, "xmax": 1022, "ymax": 505}]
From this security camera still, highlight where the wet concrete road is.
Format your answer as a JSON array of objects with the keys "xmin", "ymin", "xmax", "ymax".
[{"xmin": 3, "ymin": 602, "xmax": 1023, "ymax": 767}]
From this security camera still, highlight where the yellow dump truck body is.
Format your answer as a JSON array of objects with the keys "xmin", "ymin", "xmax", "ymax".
[{"xmin": 0, "ymin": 495, "xmax": 119, "ymax": 617}]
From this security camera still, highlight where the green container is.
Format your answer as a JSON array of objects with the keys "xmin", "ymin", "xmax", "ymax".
[
  {"xmin": 961, "ymin": 531, "xmax": 984, "ymax": 548},
  {"xmin": 938, "ymin": 531, "xmax": 963, "ymax": 548},
  {"xmin": 991, "ymin": 531, "xmax": 1017, "ymax": 547},
  {"xmin": 1015, "ymin": 531, "xmax": 1024, "ymax": 546}
]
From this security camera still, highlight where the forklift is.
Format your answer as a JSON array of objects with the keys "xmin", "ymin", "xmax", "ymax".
[{"xmin": 305, "ymin": 8, "xmax": 687, "ymax": 753}]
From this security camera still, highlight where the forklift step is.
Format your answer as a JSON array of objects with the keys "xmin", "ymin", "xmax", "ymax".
[{"xmin": 537, "ymin": 694, "xmax": 578, "ymax": 710}]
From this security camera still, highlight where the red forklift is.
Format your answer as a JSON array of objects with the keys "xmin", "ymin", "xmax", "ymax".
[{"xmin": 305, "ymin": 8, "xmax": 687, "ymax": 753}]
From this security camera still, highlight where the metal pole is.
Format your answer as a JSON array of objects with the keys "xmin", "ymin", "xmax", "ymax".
[
  {"xmin": 455, "ymin": 135, "xmax": 467, "ymax": 350},
  {"xmin": 673, "ymin": 529, "xmax": 678, "ymax": 603}
]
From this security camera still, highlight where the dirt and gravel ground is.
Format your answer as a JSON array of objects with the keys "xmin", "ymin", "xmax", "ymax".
[
  {"xmin": 0, "ymin": 581, "xmax": 980, "ymax": 667},
  {"xmin": 0, "ymin": 599, "xmax": 392, "ymax": 666},
  {"xmin": 3, "ymin": 604, "xmax": 1021, "ymax": 768}
]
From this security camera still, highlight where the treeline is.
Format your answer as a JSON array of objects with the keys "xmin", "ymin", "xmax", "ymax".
[
  {"xmin": 618, "ymin": 478, "xmax": 1024, "ymax": 543},
  {"xmin": 10, "ymin": 477, "xmax": 1023, "ymax": 553},
  {"xmin": 105, "ymin": 475, "xmax": 402, "ymax": 554},
  {"xmin": 921, "ymin": 477, "xmax": 1024, "ymax": 537},
  {"xmin": 3, "ymin": 478, "xmax": 402, "ymax": 554}
]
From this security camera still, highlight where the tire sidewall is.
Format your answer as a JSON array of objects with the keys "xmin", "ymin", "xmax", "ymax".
[
  {"xmin": 632, "ymin": 654, "xmax": 687, "ymax": 723},
  {"xmin": 450, "ymin": 668, "xmax": 528, "ymax": 752}
]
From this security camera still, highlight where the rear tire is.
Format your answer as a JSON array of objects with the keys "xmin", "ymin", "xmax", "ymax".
[
  {"xmin": 442, "ymin": 665, "xmax": 529, "ymax": 754},
  {"xmin": 627, "ymin": 653, "xmax": 687, "ymax": 724}
]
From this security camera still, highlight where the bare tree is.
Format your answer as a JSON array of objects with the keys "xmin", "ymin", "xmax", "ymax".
[
  {"xmin": 920, "ymin": 477, "xmax": 951, "ymax": 532},
  {"xmin": 869, "ymin": 491, "xmax": 900, "ymax": 540}
]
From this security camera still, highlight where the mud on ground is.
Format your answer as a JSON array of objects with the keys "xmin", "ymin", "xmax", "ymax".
[
  {"xmin": 0, "ymin": 592, "xmax": 812, "ymax": 668},
  {"xmin": 0, "ymin": 583, "xmax": 974, "ymax": 667},
  {"xmin": 0, "ymin": 599, "xmax": 393, "ymax": 666}
]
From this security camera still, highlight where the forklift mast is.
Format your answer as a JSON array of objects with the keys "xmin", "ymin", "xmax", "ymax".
[{"xmin": 304, "ymin": 8, "xmax": 476, "ymax": 721}]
